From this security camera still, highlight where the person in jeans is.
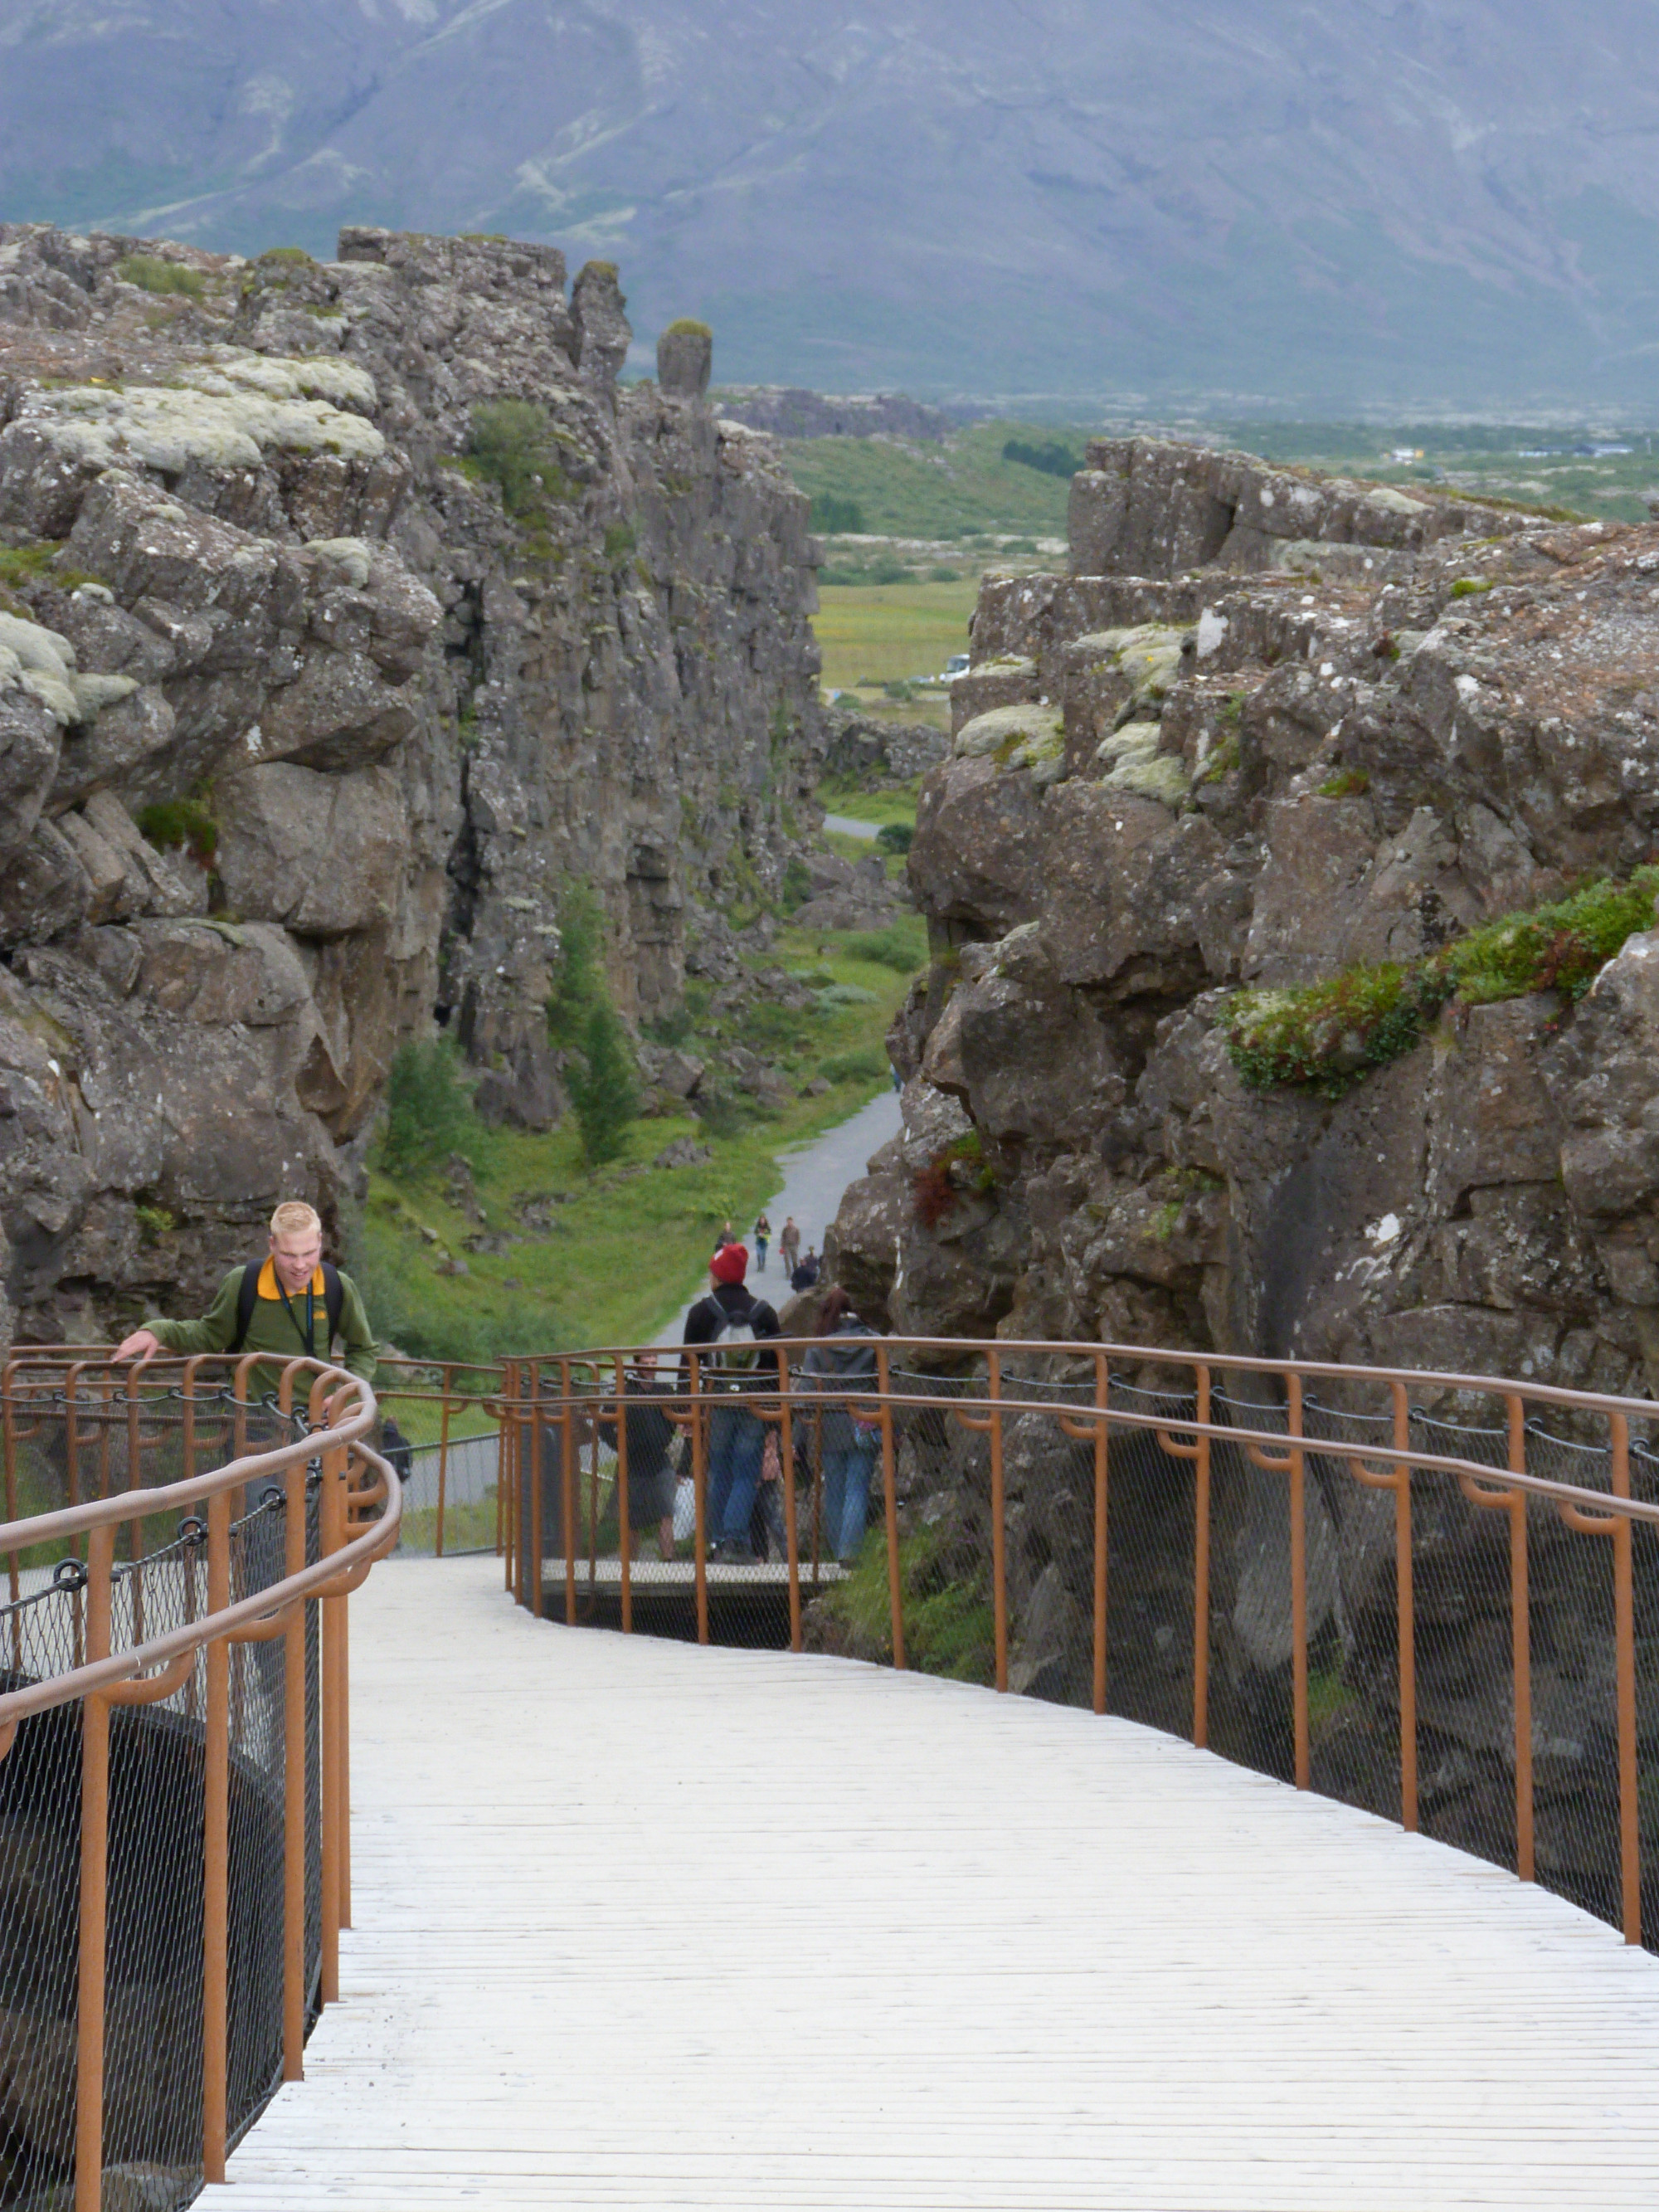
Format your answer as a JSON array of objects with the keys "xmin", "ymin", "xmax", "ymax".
[
  {"xmin": 800, "ymin": 1287, "xmax": 882, "ymax": 1563},
  {"xmin": 752, "ymin": 1211, "xmax": 771, "ymax": 1273},
  {"xmin": 682, "ymin": 1242, "xmax": 779, "ymax": 1565}
]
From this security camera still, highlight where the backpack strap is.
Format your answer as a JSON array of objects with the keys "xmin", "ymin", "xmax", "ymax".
[
  {"xmin": 226, "ymin": 1260, "xmax": 262, "ymax": 1355},
  {"xmin": 321, "ymin": 1261, "xmax": 344, "ymax": 1351}
]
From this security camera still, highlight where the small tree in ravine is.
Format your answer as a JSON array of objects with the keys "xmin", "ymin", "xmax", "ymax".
[
  {"xmin": 569, "ymin": 1001, "xmax": 639, "ymax": 1167},
  {"xmin": 547, "ymin": 881, "xmax": 639, "ymax": 1167}
]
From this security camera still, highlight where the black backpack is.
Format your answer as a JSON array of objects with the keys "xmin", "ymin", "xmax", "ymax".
[{"xmin": 228, "ymin": 1259, "xmax": 344, "ymax": 1360}]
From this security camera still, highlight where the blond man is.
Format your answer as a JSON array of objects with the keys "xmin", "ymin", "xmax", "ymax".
[{"xmin": 116, "ymin": 1201, "xmax": 377, "ymax": 1396}]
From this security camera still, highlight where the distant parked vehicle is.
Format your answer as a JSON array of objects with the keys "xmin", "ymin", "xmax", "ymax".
[{"xmin": 941, "ymin": 653, "xmax": 970, "ymax": 679}]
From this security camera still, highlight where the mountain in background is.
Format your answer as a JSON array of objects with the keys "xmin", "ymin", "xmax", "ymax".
[{"xmin": 3, "ymin": 0, "xmax": 1659, "ymax": 407}]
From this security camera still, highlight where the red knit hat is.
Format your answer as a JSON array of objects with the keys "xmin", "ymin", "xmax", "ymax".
[{"xmin": 710, "ymin": 1241, "xmax": 749, "ymax": 1284}]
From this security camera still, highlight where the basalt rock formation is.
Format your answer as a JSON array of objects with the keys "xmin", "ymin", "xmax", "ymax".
[
  {"xmin": 0, "ymin": 223, "xmax": 823, "ymax": 1341},
  {"xmin": 822, "ymin": 439, "xmax": 1659, "ymax": 1873}
]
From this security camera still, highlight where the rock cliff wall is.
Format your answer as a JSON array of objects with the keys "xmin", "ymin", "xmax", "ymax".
[
  {"xmin": 837, "ymin": 434, "xmax": 1659, "ymax": 1396},
  {"xmin": 822, "ymin": 436, "xmax": 1659, "ymax": 1880},
  {"xmin": 0, "ymin": 224, "xmax": 823, "ymax": 1340}
]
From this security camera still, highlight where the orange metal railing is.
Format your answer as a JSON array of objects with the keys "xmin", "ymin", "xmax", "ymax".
[
  {"xmin": 0, "ymin": 1350, "xmax": 399, "ymax": 2212},
  {"xmin": 492, "ymin": 1335, "xmax": 1659, "ymax": 1952}
]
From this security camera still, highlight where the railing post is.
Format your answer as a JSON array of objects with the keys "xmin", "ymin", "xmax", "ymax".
[
  {"xmin": 436, "ymin": 1371, "xmax": 451, "ymax": 1560},
  {"xmin": 74, "ymin": 1527, "xmax": 113, "ymax": 2212},
  {"xmin": 1092, "ymin": 1353, "xmax": 1109, "ymax": 1717},
  {"xmin": 319, "ymin": 1421, "xmax": 346, "ymax": 2005},
  {"xmin": 989, "ymin": 1350, "xmax": 1007, "ymax": 1693},
  {"xmin": 202, "ymin": 1481, "xmax": 231, "ymax": 2183},
  {"xmin": 876, "ymin": 1342, "xmax": 905, "ymax": 1671},
  {"xmin": 3, "ymin": 1363, "xmax": 20, "ymax": 1668},
  {"xmin": 1193, "ymin": 1364, "xmax": 1211, "ymax": 1751},
  {"xmin": 1288, "ymin": 1372, "xmax": 1308, "ymax": 1791},
  {"xmin": 778, "ymin": 1347, "xmax": 801, "ymax": 1653},
  {"xmin": 1394, "ymin": 1384, "xmax": 1417, "ymax": 1834},
  {"xmin": 560, "ymin": 1359, "xmax": 577, "ymax": 1628},
  {"xmin": 530, "ymin": 1361, "xmax": 545, "ymax": 1621},
  {"xmin": 283, "ymin": 1444, "xmax": 308, "ymax": 2080},
  {"xmin": 500, "ymin": 1359, "xmax": 517, "ymax": 1592},
  {"xmin": 691, "ymin": 1352, "xmax": 709, "ymax": 1647},
  {"xmin": 615, "ymin": 1356, "xmax": 632, "ymax": 1635},
  {"xmin": 1506, "ymin": 1395, "xmax": 1534, "ymax": 1883},
  {"xmin": 1612, "ymin": 1415, "xmax": 1639, "ymax": 1945}
]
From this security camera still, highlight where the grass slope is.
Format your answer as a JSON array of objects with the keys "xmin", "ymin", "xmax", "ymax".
[
  {"xmin": 358, "ymin": 921, "xmax": 921, "ymax": 1362},
  {"xmin": 780, "ymin": 420, "xmax": 1087, "ymax": 540}
]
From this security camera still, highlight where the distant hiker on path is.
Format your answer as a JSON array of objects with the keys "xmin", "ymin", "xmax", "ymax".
[
  {"xmin": 753, "ymin": 1212, "xmax": 771, "ymax": 1272},
  {"xmin": 778, "ymin": 1216, "xmax": 801, "ymax": 1276},
  {"xmin": 114, "ymin": 1200, "xmax": 377, "ymax": 1422},
  {"xmin": 682, "ymin": 1242, "xmax": 780, "ymax": 1565}
]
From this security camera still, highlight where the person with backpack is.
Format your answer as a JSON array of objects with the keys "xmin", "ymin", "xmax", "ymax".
[
  {"xmin": 114, "ymin": 1200, "xmax": 377, "ymax": 1419},
  {"xmin": 682, "ymin": 1241, "xmax": 780, "ymax": 1565},
  {"xmin": 799, "ymin": 1287, "xmax": 883, "ymax": 1562}
]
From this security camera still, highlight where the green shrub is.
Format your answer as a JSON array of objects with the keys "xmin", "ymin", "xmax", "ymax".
[
  {"xmin": 1223, "ymin": 865, "xmax": 1659, "ymax": 1096},
  {"xmin": 547, "ymin": 880, "xmax": 639, "ymax": 1166},
  {"xmin": 876, "ymin": 822, "xmax": 914, "ymax": 855},
  {"xmin": 135, "ymin": 1203, "xmax": 176, "ymax": 1245},
  {"xmin": 568, "ymin": 1001, "xmax": 639, "ymax": 1167},
  {"xmin": 1449, "ymin": 577, "xmax": 1494, "ymax": 599},
  {"xmin": 0, "ymin": 542, "xmax": 60, "ymax": 588},
  {"xmin": 137, "ymin": 797, "xmax": 217, "ymax": 866},
  {"xmin": 603, "ymin": 520, "xmax": 637, "ymax": 563},
  {"xmin": 818, "ymin": 1523, "xmax": 995, "ymax": 1681},
  {"xmin": 780, "ymin": 856, "xmax": 815, "ymax": 914},
  {"xmin": 664, "ymin": 317, "xmax": 712, "ymax": 339},
  {"xmin": 469, "ymin": 400, "xmax": 558, "ymax": 518},
  {"xmin": 1317, "ymin": 768, "xmax": 1370, "ymax": 798},
  {"xmin": 381, "ymin": 1040, "xmax": 485, "ymax": 1177},
  {"xmin": 842, "ymin": 918, "xmax": 927, "ymax": 973},
  {"xmin": 927, "ymin": 565, "xmax": 961, "ymax": 582},
  {"xmin": 820, "ymin": 1047, "xmax": 889, "ymax": 1084},
  {"xmin": 1001, "ymin": 438, "xmax": 1080, "ymax": 480},
  {"xmin": 869, "ymin": 558, "xmax": 911, "ymax": 585},
  {"xmin": 117, "ymin": 256, "xmax": 206, "ymax": 298},
  {"xmin": 810, "ymin": 493, "xmax": 865, "ymax": 534}
]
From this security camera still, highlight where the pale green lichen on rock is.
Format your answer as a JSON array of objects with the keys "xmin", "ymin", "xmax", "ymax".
[
  {"xmin": 955, "ymin": 703, "xmax": 1063, "ymax": 765},
  {"xmin": 17, "ymin": 352, "xmax": 384, "ymax": 476}
]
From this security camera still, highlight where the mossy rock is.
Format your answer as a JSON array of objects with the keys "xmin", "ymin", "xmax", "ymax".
[{"xmin": 954, "ymin": 703, "xmax": 1063, "ymax": 770}]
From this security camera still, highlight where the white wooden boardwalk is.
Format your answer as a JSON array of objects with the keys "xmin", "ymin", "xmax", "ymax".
[{"xmin": 202, "ymin": 1553, "xmax": 1659, "ymax": 2211}]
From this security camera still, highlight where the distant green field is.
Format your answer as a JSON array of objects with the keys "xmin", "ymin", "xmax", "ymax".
[
  {"xmin": 814, "ymin": 578, "xmax": 980, "ymax": 689},
  {"xmin": 782, "ymin": 419, "xmax": 1088, "ymax": 541}
]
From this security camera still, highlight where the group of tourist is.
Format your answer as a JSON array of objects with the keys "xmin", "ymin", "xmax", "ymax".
[
  {"xmin": 116, "ymin": 1197, "xmax": 883, "ymax": 1575},
  {"xmin": 680, "ymin": 1235, "xmax": 882, "ymax": 1566},
  {"xmin": 732, "ymin": 1211, "xmax": 820, "ymax": 1290}
]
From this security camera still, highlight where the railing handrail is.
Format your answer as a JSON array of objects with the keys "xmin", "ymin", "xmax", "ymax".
[{"xmin": 17, "ymin": 1333, "xmax": 1659, "ymax": 1429}]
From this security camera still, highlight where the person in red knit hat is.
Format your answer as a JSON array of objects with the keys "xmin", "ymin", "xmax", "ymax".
[{"xmin": 683, "ymin": 1240, "xmax": 781, "ymax": 1564}]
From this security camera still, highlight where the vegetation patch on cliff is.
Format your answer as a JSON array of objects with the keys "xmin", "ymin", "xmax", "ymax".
[{"xmin": 1224, "ymin": 866, "xmax": 1659, "ymax": 1096}]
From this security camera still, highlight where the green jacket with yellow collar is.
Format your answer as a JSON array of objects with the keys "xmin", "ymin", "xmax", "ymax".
[{"xmin": 146, "ymin": 1259, "xmax": 378, "ymax": 1396}]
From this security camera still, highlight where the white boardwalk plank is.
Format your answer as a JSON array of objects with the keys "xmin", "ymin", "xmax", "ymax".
[{"xmin": 200, "ymin": 1554, "xmax": 1659, "ymax": 2211}]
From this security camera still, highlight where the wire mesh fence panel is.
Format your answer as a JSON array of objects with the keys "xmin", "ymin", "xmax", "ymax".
[{"xmin": 0, "ymin": 1391, "xmax": 326, "ymax": 2212}]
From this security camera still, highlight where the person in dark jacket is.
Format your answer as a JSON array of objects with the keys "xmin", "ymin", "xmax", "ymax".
[
  {"xmin": 799, "ymin": 1287, "xmax": 883, "ymax": 1562},
  {"xmin": 599, "ymin": 1352, "xmax": 679, "ymax": 1562},
  {"xmin": 683, "ymin": 1243, "xmax": 780, "ymax": 1564},
  {"xmin": 791, "ymin": 1246, "xmax": 820, "ymax": 1293}
]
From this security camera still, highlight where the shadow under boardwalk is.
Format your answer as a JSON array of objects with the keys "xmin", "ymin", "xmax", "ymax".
[{"xmin": 538, "ymin": 1556, "xmax": 849, "ymax": 1647}]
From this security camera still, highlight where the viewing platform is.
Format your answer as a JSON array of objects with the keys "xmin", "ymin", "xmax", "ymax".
[{"xmin": 202, "ymin": 1552, "xmax": 1659, "ymax": 2212}]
